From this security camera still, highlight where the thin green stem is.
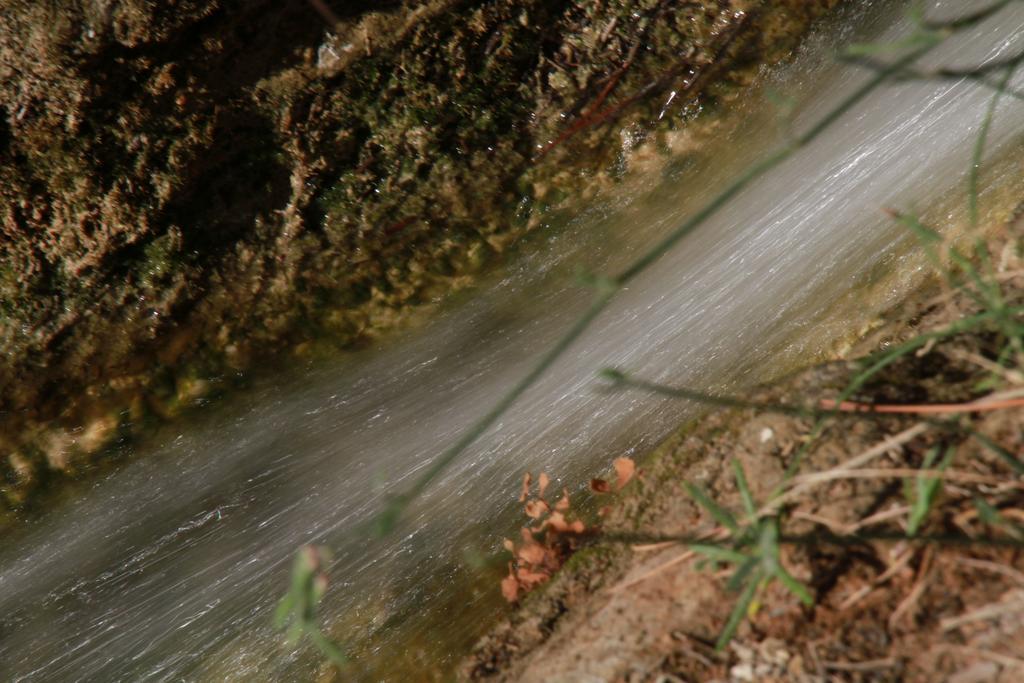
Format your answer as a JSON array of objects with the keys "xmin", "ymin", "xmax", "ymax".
[
  {"xmin": 921, "ymin": 0, "xmax": 1020, "ymax": 32},
  {"xmin": 371, "ymin": 292, "xmax": 614, "ymax": 535},
  {"xmin": 618, "ymin": 43, "xmax": 937, "ymax": 286},
  {"xmin": 282, "ymin": 1, "xmax": 1024, "ymax": 665},
  {"xmin": 598, "ymin": 528, "xmax": 1024, "ymax": 550},
  {"xmin": 839, "ymin": 59, "xmax": 1024, "ymax": 102},
  {"xmin": 601, "ymin": 370, "xmax": 821, "ymax": 417},
  {"xmin": 372, "ymin": 40, "xmax": 941, "ymax": 535},
  {"xmin": 771, "ymin": 307, "xmax": 1012, "ymax": 495},
  {"xmin": 970, "ymin": 62, "xmax": 1020, "ymax": 227}
]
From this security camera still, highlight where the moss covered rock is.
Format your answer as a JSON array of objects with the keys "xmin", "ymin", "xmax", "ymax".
[{"xmin": 0, "ymin": 0, "xmax": 838, "ymax": 509}]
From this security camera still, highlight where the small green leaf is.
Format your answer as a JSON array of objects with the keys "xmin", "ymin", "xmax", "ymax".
[
  {"xmin": 310, "ymin": 630, "xmax": 349, "ymax": 668},
  {"xmin": 732, "ymin": 460, "xmax": 757, "ymax": 521},
  {"xmin": 906, "ymin": 446, "xmax": 954, "ymax": 536},
  {"xmin": 726, "ymin": 556, "xmax": 760, "ymax": 593},
  {"xmin": 969, "ymin": 430, "xmax": 1024, "ymax": 474},
  {"xmin": 895, "ymin": 212, "xmax": 941, "ymax": 243},
  {"xmin": 598, "ymin": 367, "xmax": 627, "ymax": 384},
  {"xmin": 972, "ymin": 374, "xmax": 1001, "ymax": 393},
  {"xmin": 684, "ymin": 482, "xmax": 739, "ymax": 533},
  {"xmin": 690, "ymin": 543, "xmax": 748, "ymax": 566},
  {"xmin": 274, "ymin": 593, "xmax": 295, "ymax": 629},
  {"xmin": 756, "ymin": 518, "xmax": 781, "ymax": 572},
  {"xmin": 774, "ymin": 565, "xmax": 814, "ymax": 607},
  {"xmin": 973, "ymin": 495, "xmax": 1002, "ymax": 526},
  {"xmin": 574, "ymin": 267, "xmax": 619, "ymax": 294},
  {"xmin": 715, "ymin": 574, "xmax": 759, "ymax": 651},
  {"xmin": 973, "ymin": 496, "xmax": 1024, "ymax": 540}
]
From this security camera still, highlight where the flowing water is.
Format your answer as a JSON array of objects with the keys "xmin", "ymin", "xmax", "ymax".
[{"xmin": 4, "ymin": 2, "xmax": 1024, "ymax": 680}]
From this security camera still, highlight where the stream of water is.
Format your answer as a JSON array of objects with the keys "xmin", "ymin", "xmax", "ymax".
[{"xmin": 3, "ymin": 2, "xmax": 1024, "ymax": 680}]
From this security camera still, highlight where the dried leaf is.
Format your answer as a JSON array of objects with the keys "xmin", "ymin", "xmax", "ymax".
[
  {"xmin": 519, "ymin": 472, "xmax": 532, "ymax": 502},
  {"xmin": 500, "ymin": 476, "xmax": 586, "ymax": 602},
  {"xmin": 516, "ymin": 567, "xmax": 550, "ymax": 587},
  {"xmin": 524, "ymin": 498, "xmax": 551, "ymax": 519},
  {"xmin": 501, "ymin": 569, "xmax": 519, "ymax": 602},
  {"xmin": 544, "ymin": 511, "xmax": 567, "ymax": 531},
  {"xmin": 614, "ymin": 457, "xmax": 636, "ymax": 490},
  {"xmin": 546, "ymin": 511, "xmax": 585, "ymax": 534},
  {"xmin": 538, "ymin": 472, "xmax": 551, "ymax": 499},
  {"xmin": 517, "ymin": 542, "xmax": 547, "ymax": 565},
  {"xmin": 590, "ymin": 478, "xmax": 611, "ymax": 494}
]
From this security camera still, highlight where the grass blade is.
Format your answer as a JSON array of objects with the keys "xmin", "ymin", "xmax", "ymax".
[
  {"xmin": 773, "ymin": 565, "xmax": 814, "ymax": 607},
  {"xmin": 690, "ymin": 543, "xmax": 749, "ymax": 566},
  {"xmin": 733, "ymin": 460, "xmax": 758, "ymax": 521},
  {"xmin": 685, "ymin": 482, "xmax": 739, "ymax": 533},
  {"xmin": 715, "ymin": 574, "xmax": 760, "ymax": 651},
  {"xmin": 727, "ymin": 556, "xmax": 761, "ymax": 593},
  {"xmin": 906, "ymin": 446, "xmax": 954, "ymax": 536}
]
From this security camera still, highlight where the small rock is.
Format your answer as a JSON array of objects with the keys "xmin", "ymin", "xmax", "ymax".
[
  {"xmin": 78, "ymin": 412, "xmax": 119, "ymax": 454},
  {"xmin": 8, "ymin": 452, "xmax": 34, "ymax": 482},
  {"xmin": 317, "ymin": 43, "xmax": 341, "ymax": 71},
  {"xmin": 948, "ymin": 660, "xmax": 999, "ymax": 683},
  {"xmin": 729, "ymin": 662, "xmax": 755, "ymax": 682},
  {"xmin": 43, "ymin": 430, "xmax": 74, "ymax": 471}
]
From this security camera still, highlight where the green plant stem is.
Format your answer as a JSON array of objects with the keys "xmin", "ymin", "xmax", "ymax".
[
  {"xmin": 282, "ymin": 0, "xmax": 1024, "ymax": 665},
  {"xmin": 371, "ymin": 38, "xmax": 942, "ymax": 536},
  {"xmin": 370, "ymin": 291, "xmax": 614, "ymax": 535},
  {"xmin": 922, "ymin": 0, "xmax": 1020, "ymax": 31},
  {"xmin": 601, "ymin": 370, "xmax": 822, "ymax": 417},
  {"xmin": 969, "ymin": 61, "xmax": 1021, "ymax": 227},
  {"xmin": 599, "ymin": 528, "xmax": 1024, "ymax": 550},
  {"xmin": 772, "ymin": 307, "xmax": 1020, "ymax": 495}
]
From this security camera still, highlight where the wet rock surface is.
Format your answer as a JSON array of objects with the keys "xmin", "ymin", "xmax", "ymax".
[{"xmin": 0, "ymin": 0, "xmax": 837, "ymax": 510}]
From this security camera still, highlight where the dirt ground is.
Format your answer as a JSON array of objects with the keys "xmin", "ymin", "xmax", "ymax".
[
  {"xmin": 0, "ymin": 0, "xmax": 838, "ymax": 512},
  {"xmin": 462, "ymin": 221, "xmax": 1024, "ymax": 681}
]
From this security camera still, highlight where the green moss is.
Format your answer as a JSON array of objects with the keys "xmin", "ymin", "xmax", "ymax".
[
  {"xmin": 560, "ymin": 542, "xmax": 622, "ymax": 575},
  {"xmin": 137, "ymin": 231, "xmax": 180, "ymax": 289},
  {"xmin": 0, "ymin": 0, "xmax": 842, "ymax": 510}
]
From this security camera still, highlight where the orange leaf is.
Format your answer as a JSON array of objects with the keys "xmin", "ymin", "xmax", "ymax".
[
  {"xmin": 590, "ymin": 478, "xmax": 611, "ymax": 494},
  {"xmin": 503, "ymin": 538, "xmax": 515, "ymax": 552},
  {"xmin": 538, "ymin": 472, "xmax": 551, "ymax": 499},
  {"xmin": 519, "ymin": 472, "xmax": 532, "ymax": 502},
  {"xmin": 555, "ymin": 488, "xmax": 570, "ymax": 512},
  {"xmin": 517, "ymin": 542, "xmax": 547, "ymax": 565},
  {"xmin": 524, "ymin": 499, "xmax": 551, "ymax": 519},
  {"xmin": 614, "ymin": 457, "xmax": 635, "ymax": 490},
  {"xmin": 544, "ymin": 511, "xmax": 567, "ymax": 532},
  {"xmin": 501, "ymin": 572, "xmax": 519, "ymax": 602},
  {"xmin": 545, "ymin": 511, "xmax": 585, "ymax": 534},
  {"xmin": 516, "ymin": 567, "xmax": 550, "ymax": 587}
]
